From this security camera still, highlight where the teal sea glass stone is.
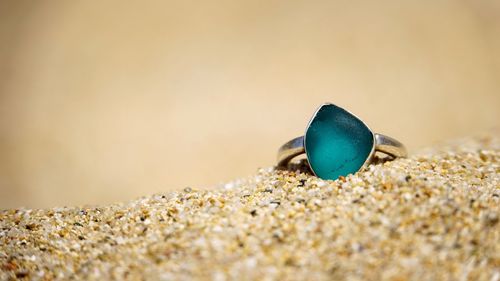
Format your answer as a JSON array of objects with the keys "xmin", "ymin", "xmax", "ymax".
[{"xmin": 305, "ymin": 104, "xmax": 374, "ymax": 180}]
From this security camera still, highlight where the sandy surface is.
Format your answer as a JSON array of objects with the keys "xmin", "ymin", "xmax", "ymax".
[{"xmin": 1, "ymin": 136, "xmax": 499, "ymax": 280}]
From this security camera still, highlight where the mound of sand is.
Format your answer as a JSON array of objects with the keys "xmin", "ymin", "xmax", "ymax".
[{"xmin": 1, "ymin": 136, "xmax": 499, "ymax": 280}]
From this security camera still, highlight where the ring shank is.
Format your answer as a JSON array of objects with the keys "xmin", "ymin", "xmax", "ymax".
[
  {"xmin": 277, "ymin": 136, "xmax": 305, "ymax": 167},
  {"xmin": 277, "ymin": 133, "xmax": 406, "ymax": 167},
  {"xmin": 373, "ymin": 133, "xmax": 407, "ymax": 158}
]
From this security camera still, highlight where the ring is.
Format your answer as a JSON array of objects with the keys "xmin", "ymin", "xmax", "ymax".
[{"xmin": 277, "ymin": 103, "xmax": 407, "ymax": 180}]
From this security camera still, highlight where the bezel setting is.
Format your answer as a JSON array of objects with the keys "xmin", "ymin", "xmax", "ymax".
[{"xmin": 303, "ymin": 103, "xmax": 376, "ymax": 179}]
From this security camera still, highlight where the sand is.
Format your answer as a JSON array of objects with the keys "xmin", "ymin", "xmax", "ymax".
[{"xmin": 1, "ymin": 135, "xmax": 499, "ymax": 280}]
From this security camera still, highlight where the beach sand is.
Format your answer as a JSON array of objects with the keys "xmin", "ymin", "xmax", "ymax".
[{"xmin": 1, "ymin": 135, "xmax": 499, "ymax": 280}]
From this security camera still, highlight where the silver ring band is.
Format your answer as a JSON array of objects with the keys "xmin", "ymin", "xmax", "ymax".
[{"xmin": 277, "ymin": 133, "xmax": 407, "ymax": 168}]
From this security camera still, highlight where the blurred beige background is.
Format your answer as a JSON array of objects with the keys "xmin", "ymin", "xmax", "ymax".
[{"xmin": 0, "ymin": 1, "xmax": 499, "ymax": 209}]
